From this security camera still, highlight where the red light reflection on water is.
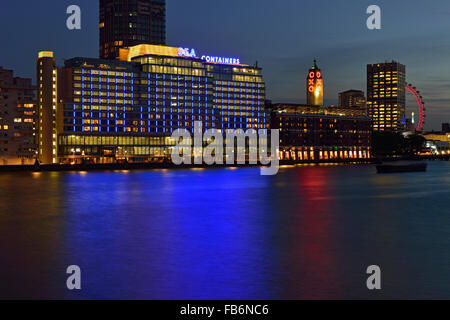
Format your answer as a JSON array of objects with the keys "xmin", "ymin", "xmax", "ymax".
[{"xmin": 287, "ymin": 166, "xmax": 342, "ymax": 299}]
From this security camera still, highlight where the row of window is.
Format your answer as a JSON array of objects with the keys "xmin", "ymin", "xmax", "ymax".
[
  {"xmin": 63, "ymin": 123, "xmax": 267, "ymax": 133},
  {"xmin": 74, "ymin": 69, "xmax": 265, "ymax": 87},
  {"xmin": 73, "ymin": 82, "xmax": 264, "ymax": 94},
  {"xmin": 64, "ymin": 105, "xmax": 263, "ymax": 112}
]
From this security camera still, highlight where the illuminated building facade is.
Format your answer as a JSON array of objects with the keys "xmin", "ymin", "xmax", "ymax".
[
  {"xmin": 421, "ymin": 132, "xmax": 450, "ymax": 156},
  {"xmin": 37, "ymin": 45, "xmax": 267, "ymax": 164},
  {"xmin": 306, "ymin": 60, "xmax": 324, "ymax": 107},
  {"xmin": 100, "ymin": 0, "xmax": 166, "ymax": 59},
  {"xmin": 422, "ymin": 132, "xmax": 450, "ymax": 144},
  {"xmin": 0, "ymin": 67, "xmax": 36, "ymax": 165},
  {"xmin": 339, "ymin": 90, "xmax": 366, "ymax": 111},
  {"xmin": 37, "ymin": 52, "xmax": 58, "ymax": 164},
  {"xmin": 367, "ymin": 62, "xmax": 406, "ymax": 131},
  {"xmin": 271, "ymin": 104, "xmax": 372, "ymax": 161}
]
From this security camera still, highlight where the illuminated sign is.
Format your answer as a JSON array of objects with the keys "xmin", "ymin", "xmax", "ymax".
[
  {"xmin": 178, "ymin": 47, "xmax": 241, "ymax": 65},
  {"xmin": 121, "ymin": 45, "xmax": 243, "ymax": 65},
  {"xmin": 200, "ymin": 55, "xmax": 240, "ymax": 65},
  {"xmin": 178, "ymin": 47, "xmax": 197, "ymax": 58},
  {"xmin": 308, "ymin": 71, "xmax": 323, "ymax": 94},
  {"xmin": 306, "ymin": 63, "xmax": 324, "ymax": 106}
]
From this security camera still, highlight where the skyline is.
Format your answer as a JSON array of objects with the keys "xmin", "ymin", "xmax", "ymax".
[
  {"xmin": 1, "ymin": 0, "xmax": 450, "ymax": 129},
  {"xmin": 2, "ymin": 0, "xmax": 450, "ymax": 303}
]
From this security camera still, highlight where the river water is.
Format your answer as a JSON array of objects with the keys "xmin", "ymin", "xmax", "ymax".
[{"xmin": 1, "ymin": 161, "xmax": 449, "ymax": 299}]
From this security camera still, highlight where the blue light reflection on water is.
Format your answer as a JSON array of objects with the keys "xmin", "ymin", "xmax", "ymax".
[{"xmin": 60, "ymin": 168, "xmax": 278, "ymax": 299}]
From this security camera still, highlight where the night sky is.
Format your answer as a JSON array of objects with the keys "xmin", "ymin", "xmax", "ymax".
[{"xmin": 1, "ymin": 0, "xmax": 450, "ymax": 129}]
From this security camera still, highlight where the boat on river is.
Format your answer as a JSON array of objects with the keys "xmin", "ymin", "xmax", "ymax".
[{"xmin": 376, "ymin": 163, "xmax": 427, "ymax": 174}]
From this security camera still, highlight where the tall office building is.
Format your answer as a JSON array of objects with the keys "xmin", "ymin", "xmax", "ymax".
[
  {"xmin": 367, "ymin": 61, "xmax": 406, "ymax": 131},
  {"xmin": 37, "ymin": 52, "xmax": 58, "ymax": 164},
  {"xmin": 36, "ymin": 45, "xmax": 267, "ymax": 164},
  {"xmin": 0, "ymin": 67, "xmax": 36, "ymax": 165},
  {"xmin": 306, "ymin": 60, "xmax": 323, "ymax": 107},
  {"xmin": 100, "ymin": 0, "xmax": 166, "ymax": 60},
  {"xmin": 339, "ymin": 90, "xmax": 366, "ymax": 110}
]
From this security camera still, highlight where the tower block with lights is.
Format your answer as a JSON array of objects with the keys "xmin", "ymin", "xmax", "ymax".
[{"xmin": 306, "ymin": 59, "xmax": 324, "ymax": 106}]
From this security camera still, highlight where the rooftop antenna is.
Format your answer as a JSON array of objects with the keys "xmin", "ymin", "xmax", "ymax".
[{"xmin": 313, "ymin": 58, "xmax": 318, "ymax": 69}]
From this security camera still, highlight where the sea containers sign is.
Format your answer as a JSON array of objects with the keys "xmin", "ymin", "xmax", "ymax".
[{"xmin": 178, "ymin": 47, "xmax": 241, "ymax": 65}]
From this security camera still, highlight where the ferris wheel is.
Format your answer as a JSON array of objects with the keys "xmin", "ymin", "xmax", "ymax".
[{"xmin": 405, "ymin": 84, "xmax": 426, "ymax": 131}]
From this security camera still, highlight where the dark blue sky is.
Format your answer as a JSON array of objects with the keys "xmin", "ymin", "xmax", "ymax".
[{"xmin": 1, "ymin": 0, "xmax": 450, "ymax": 129}]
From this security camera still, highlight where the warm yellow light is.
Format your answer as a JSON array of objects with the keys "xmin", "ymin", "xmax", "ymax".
[
  {"xmin": 120, "ymin": 44, "xmax": 179, "ymax": 61},
  {"xmin": 38, "ymin": 51, "xmax": 54, "ymax": 59},
  {"xmin": 315, "ymin": 86, "xmax": 321, "ymax": 97}
]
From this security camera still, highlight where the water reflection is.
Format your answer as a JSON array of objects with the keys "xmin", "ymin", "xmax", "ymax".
[
  {"xmin": 292, "ymin": 167, "xmax": 339, "ymax": 299},
  {"xmin": 0, "ymin": 162, "xmax": 450, "ymax": 299},
  {"xmin": 0, "ymin": 172, "xmax": 66, "ymax": 299},
  {"xmin": 59, "ymin": 169, "xmax": 277, "ymax": 299}
]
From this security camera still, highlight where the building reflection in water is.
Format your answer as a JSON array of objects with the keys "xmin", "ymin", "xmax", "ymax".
[{"xmin": 0, "ymin": 172, "xmax": 65, "ymax": 299}]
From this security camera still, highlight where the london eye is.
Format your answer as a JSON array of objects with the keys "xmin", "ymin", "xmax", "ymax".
[{"xmin": 405, "ymin": 83, "xmax": 426, "ymax": 131}]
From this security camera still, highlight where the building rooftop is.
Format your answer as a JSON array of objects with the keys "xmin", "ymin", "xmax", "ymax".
[
  {"xmin": 119, "ymin": 44, "xmax": 250, "ymax": 67},
  {"xmin": 64, "ymin": 57, "xmax": 141, "ymax": 72},
  {"xmin": 272, "ymin": 103, "xmax": 369, "ymax": 119}
]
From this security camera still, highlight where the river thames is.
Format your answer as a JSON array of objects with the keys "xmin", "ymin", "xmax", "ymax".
[{"xmin": 1, "ymin": 161, "xmax": 450, "ymax": 299}]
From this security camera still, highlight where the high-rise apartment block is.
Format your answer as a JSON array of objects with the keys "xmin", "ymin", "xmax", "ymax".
[{"xmin": 367, "ymin": 61, "xmax": 406, "ymax": 131}]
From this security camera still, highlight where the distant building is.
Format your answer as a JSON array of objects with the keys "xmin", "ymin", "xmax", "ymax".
[
  {"xmin": 424, "ymin": 140, "xmax": 450, "ymax": 155},
  {"xmin": 339, "ymin": 90, "xmax": 366, "ymax": 111},
  {"xmin": 0, "ymin": 67, "xmax": 36, "ymax": 165},
  {"xmin": 421, "ymin": 132, "xmax": 450, "ymax": 155},
  {"xmin": 100, "ymin": 0, "xmax": 166, "ymax": 59},
  {"xmin": 306, "ymin": 60, "xmax": 323, "ymax": 107},
  {"xmin": 405, "ymin": 118, "xmax": 415, "ymax": 132},
  {"xmin": 271, "ymin": 104, "xmax": 372, "ymax": 161},
  {"xmin": 422, "ymin": 132, "xmax": 450, "ymax": 143},
  {"xmin": 443, "ymin": 123, "xmax": 450, "ymax": 133},
  {"xmin": 367, "ymin": 61, "xmax": 406, "ymax": 131},
  {"xmin": 37, "ymin": 46, "xmax": 267, "ymax": 164}
]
